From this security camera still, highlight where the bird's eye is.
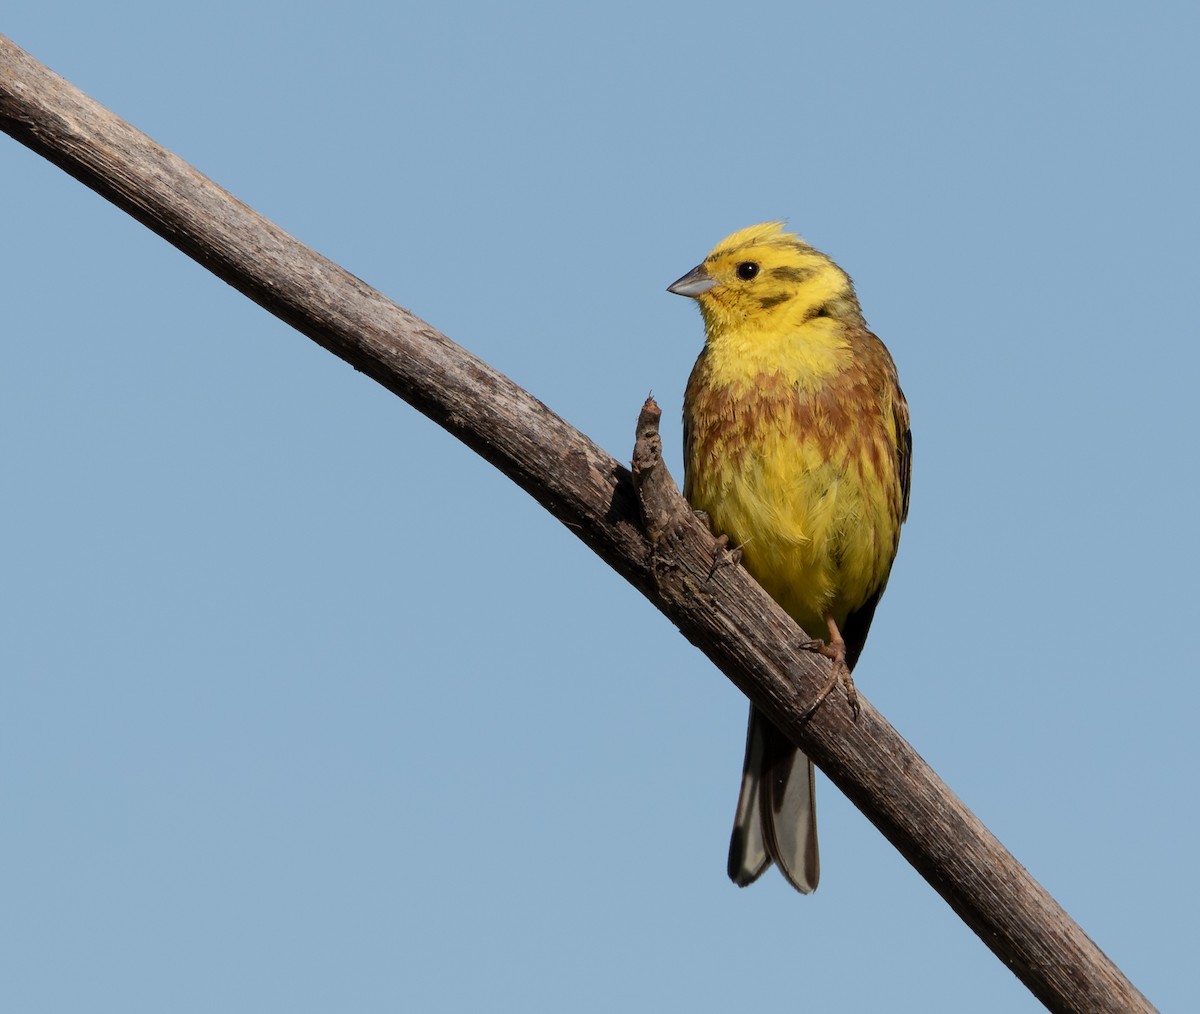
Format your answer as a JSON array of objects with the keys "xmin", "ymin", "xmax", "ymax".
[{"xmin": 735, "ymin": 262, "xmax": 760, "ymax": 280}]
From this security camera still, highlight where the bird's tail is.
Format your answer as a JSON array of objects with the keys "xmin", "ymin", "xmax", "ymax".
[{"xmin": 727, "ymin": 705, "xmax": 819, "ymax": 893}]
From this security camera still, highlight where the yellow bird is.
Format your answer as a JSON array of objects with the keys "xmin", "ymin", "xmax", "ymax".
[{"xmin": 669, "ymin": 223, "xmax": 911, "ymax": 892}]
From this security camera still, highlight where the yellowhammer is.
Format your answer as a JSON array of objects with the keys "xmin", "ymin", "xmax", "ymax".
[{"xmin": 669, "ymin": 223, "xmax": 911, "ymax": 893}]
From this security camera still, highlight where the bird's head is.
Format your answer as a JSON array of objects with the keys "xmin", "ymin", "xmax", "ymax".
[{"xmin": 668, "ymin": 222, "xmax": 862, "ymax": 337}]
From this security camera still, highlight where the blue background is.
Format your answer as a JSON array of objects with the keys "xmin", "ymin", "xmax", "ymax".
[{"xmin": 3, "ymin": 4, "xmax": 1195, "ymax": 1011}]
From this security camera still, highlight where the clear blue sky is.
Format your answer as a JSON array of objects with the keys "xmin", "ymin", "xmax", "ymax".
[{"xmin": 4, "ymin": 4, "xmax": 1196, "ymax": 1011}]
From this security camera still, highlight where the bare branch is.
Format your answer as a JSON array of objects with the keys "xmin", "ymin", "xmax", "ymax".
[{"xmin": 0, "ymin": 35, "xmax": 1156, "ymax": 1014}]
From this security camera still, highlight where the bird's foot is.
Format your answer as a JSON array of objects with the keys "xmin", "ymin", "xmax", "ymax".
[
  {"xmin": 798, "ymin": 626, "xmax": 860, "ymax": 722},
  {"xmin": 705, "ymin": 531, "xmax": 742, "ymax": 580}
]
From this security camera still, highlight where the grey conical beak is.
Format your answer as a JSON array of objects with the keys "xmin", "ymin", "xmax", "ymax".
[{"xmin": 667, "ymin": 264, "xmax": 715, "ymax": 297}]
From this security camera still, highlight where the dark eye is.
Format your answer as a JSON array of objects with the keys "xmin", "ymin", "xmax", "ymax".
[{"xmin": 735, "ymin": 261, "xmax": 760, "ymax": 280}]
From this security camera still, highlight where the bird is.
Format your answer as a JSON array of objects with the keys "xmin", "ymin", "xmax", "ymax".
[{"xmin": 668, "ymin": 222, "xmax": 911, "ymax": 893}]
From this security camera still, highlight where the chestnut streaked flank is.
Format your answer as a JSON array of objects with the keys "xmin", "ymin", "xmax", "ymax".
[{"xmin": 669, "ymin": 222, "xmax": 911, "ymax": 893}]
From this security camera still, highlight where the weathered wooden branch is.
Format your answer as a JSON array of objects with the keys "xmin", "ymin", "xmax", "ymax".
[{"xmin": 0, "ymin": 34, "xmax": 1155, "ymax": 1014}]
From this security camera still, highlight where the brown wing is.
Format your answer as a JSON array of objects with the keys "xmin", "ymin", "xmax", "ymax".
[
  {"xmin": 894, "ymin": 380, "xmax": 912, "ymax": 524},
  {"xmin": 681, "ymin": 348, "xmax": 707, "ymax": 504},
  {"xmin": 842, "ymin": 355, "xmax": 911, "ymax": 671}
]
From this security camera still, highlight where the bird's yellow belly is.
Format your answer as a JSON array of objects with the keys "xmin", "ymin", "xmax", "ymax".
[{"xmin": 691, "ymin": 434, "xmax": 897, "ymax": 637}]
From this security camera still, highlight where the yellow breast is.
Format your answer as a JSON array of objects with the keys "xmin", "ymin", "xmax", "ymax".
[{"xmin": 683, "ymin": 341, "xmax": 904, "ymax": 636}]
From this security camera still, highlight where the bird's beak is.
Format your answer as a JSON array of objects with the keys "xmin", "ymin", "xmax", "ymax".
[{"xmin": 667, "ymin": 264, "xmax": 715, "ymax": 298}]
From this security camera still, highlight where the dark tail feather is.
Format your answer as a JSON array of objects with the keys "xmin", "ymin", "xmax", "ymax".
[{"xmin": 727, "ymin": 706, "xmax": 819, "ymax": 893}]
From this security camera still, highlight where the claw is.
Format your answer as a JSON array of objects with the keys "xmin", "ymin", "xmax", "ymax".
[
  {"xmin": 706, "ymin": 533, "xmax": 743, "ymax": 580},
  {"xmin": 797, "ymin": 614, "xmax": 859, "ymax": 722}
]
